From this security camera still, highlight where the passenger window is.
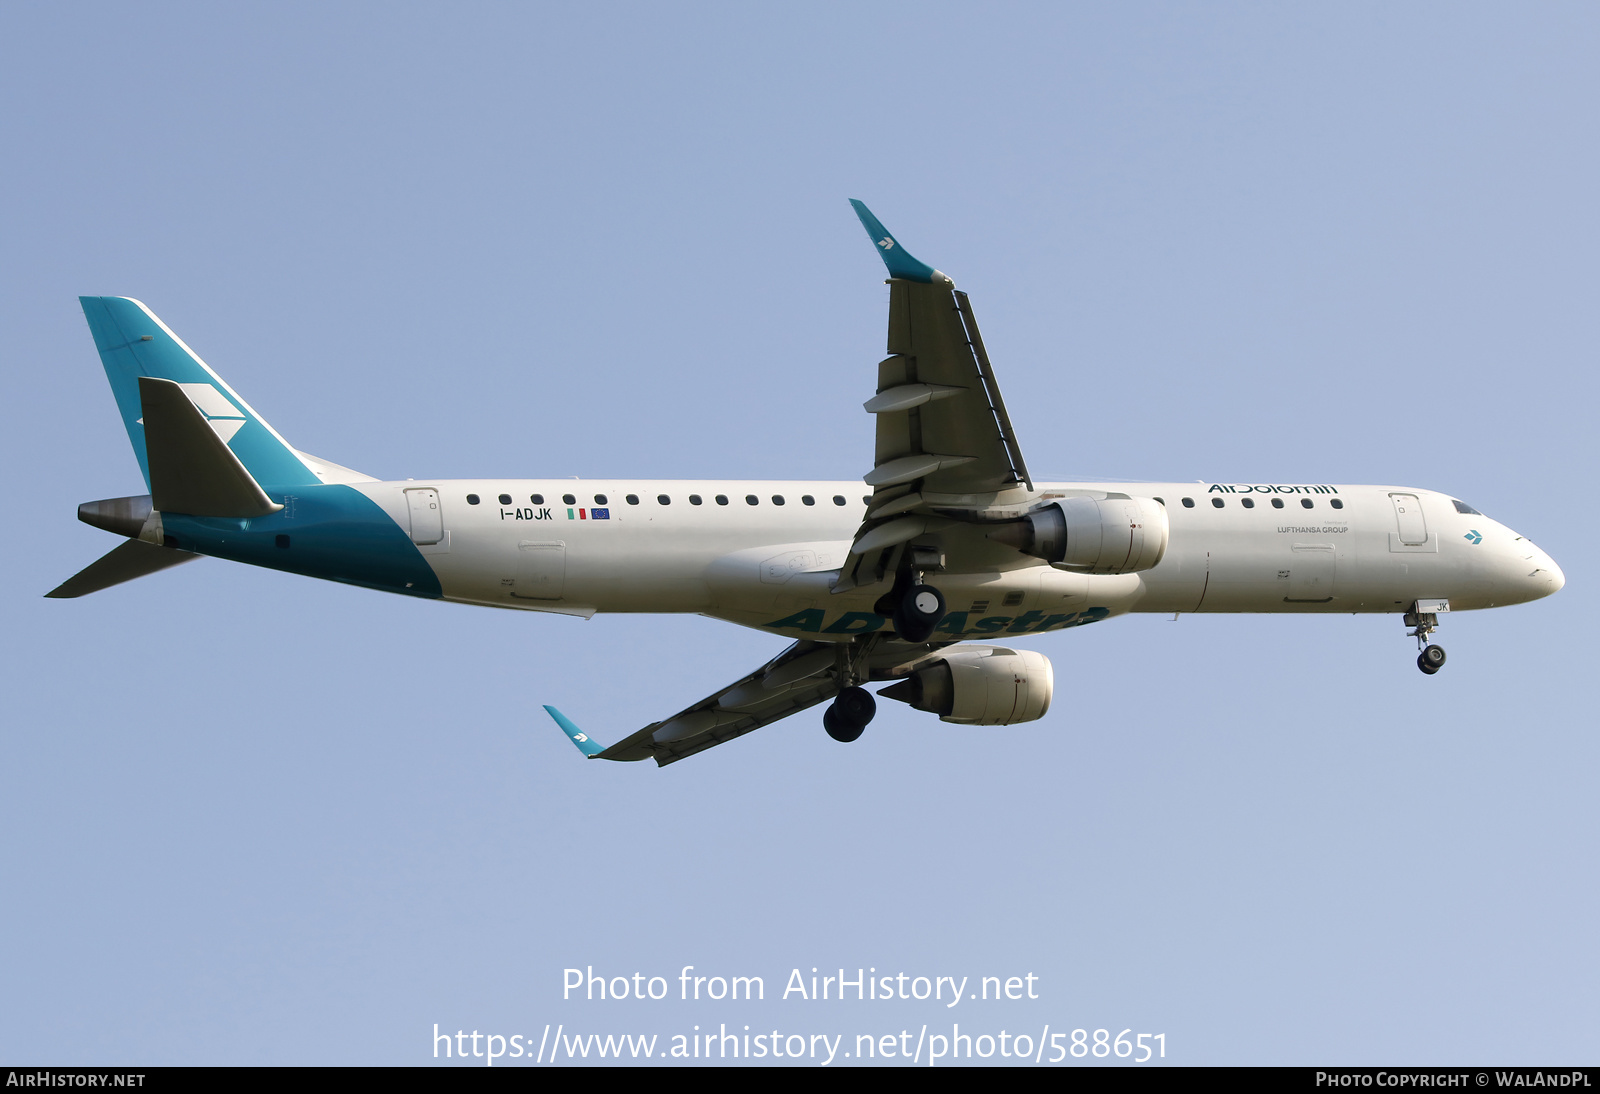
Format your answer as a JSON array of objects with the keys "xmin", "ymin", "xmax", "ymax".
[
  {"xmin": 690, "ymin": 494, "xmax": 703, "ymax": 505},
  {"xmin": 1271, "ymin": 498, "xmax": 1284, "ymax": 509},
  {"xmin": 657, "ymin": 494, "xmax": 671, "ymax": 505},
  {"xmin": 772, "ymin": 495, "xmax": 785, "ymax": 505},
  {"xmin": 467, "ymin": 494, "xmax": 481, "ymax": 505},
  {"xmin": 626, "ymin": 494, "xmax": 639, "ymax": 505},
  {"xmin": 1153, "ymin": 497, "xmax": 1164, "ymax": 506},
  {"xmin": 530, "ymin": 494, "xmax": 544, "ymax": 505},
  {"xmin": 833, "ymin": 495, "xmax": 847, "ymax": 506},
  {"xmin": 1301, "ymin": 498, "xmax": 1314, "ymax": 509},
  {"xmin": 498, "ymin": 493, "xmax": 512, "ymax": 505},
  {"xmin": 1330, "ymin": 498, "xmax": 1344, "ymax": 510},
  {"xmin": 802, "ymin": 495, "xmax": 815, "ymax": 506},
  {"xmin": 746, "ymin": 495, "xmax": 759, "ymax": 505},
  {"xmin": 593, "ymin": 494, "xmax": 607, "ymax": 505},
  {"xmin": 1181, "ymin": 497, "xmax": 1195, "ymax": 508},
  {"xmin": 1241, "ymin": 497, "xmax": 1255, "ymax": 509},
  {"xmin": 715, "ymin": 495, "xmax": 729, "ymax": 506},
  {"xmin": 562, "ymin": 494, "xmax": 576, "ymax": 505},
  {"xmin": 1211, "ymin": 497, "xmax": 1224, "ymax": 508}
]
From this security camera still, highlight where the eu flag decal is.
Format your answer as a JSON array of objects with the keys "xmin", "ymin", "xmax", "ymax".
[{"xmin": 592, "ymin": 508, "xmax": 609, "ymax": 520}]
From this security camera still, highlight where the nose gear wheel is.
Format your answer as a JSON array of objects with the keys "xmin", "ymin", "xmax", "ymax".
[{"xmin": 1404, "ymin": 607, "xmax": 1446, "ymax": 675}]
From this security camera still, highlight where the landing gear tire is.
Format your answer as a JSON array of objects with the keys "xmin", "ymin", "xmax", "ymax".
[
  {"xmin": 1405, "ymin": 608, "xmax": 1445, "ymax": 674},
  {"xmin": 893, "ymin": 584, "xmax": 946, "ymax": 644},
  {"xmin": 823, "ymin": 707, "xmax": 863, "ymax": 742},
  {"xmin": 1417, "ymin": 644, "xmax": 1446, "ymax": 675},
  {"xmin": 824, "ymin": 686, "xmax": 876, "ymax": 742}
]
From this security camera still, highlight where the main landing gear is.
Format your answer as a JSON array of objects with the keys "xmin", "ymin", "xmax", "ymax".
[
  {"xmin": 893, "ymin": 582, "xmax": 947, "ymax": 643},
  {"xmin": 827, "ymin": 566, "xmax": 946, "ymax": 742},
  {"xmin": 1405, "ymin": 607, "xmax": 1447, "ymax": 675},
  {"xmin": 824, "ymin": 641, "xmax": 878, "ymax": 743},
  {"xmin": 824, "ymin": 687, "xmax": 876, "ymax": 743}
]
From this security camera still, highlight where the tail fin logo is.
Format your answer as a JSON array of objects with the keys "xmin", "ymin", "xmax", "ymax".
[
  {"xmin": 175, "ymin": 382, "xmax": 247, "ymax": 444},
  {"xmin": 877, "ymin": 236, "xmax": 895, "ymax": 251}
]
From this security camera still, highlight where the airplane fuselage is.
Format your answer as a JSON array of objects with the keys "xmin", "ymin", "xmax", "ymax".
[{"xmin": 150, "ymin": 477, "xmax": 1563, "ymax": 643}]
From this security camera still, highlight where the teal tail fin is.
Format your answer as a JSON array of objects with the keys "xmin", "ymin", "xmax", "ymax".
[{"xmin": 79, "ymin": 297, "xmax": 321, "ymax": 491}]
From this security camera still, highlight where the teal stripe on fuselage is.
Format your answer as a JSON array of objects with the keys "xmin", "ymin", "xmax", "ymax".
[{"xmin": 159, "ymin": 484, "xmax": 441, "ymax": 598}]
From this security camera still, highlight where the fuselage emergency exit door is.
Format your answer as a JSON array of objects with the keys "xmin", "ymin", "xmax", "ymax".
[{"xmin": 404, "ymin": 488, "xmax": 443, "ymax": 545}]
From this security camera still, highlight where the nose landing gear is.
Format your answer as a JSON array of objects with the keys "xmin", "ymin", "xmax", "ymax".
[{"xmin": 1405, "ymin": 606, "xmax": 1446, "ymax": 675}]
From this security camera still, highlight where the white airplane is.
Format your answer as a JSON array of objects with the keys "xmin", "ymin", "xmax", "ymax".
[{"xmin": 51, "ymin": 201, "xmax": 1565, "ymax": 766}]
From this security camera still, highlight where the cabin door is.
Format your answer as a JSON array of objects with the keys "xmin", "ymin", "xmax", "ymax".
[{"xmin": 404, "ymin": 489, "xmax": 443, "ymax": 545}]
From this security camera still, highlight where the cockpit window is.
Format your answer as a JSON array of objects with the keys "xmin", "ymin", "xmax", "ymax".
[{"xmin": 1453, "ymin": 499, "xmax": 1482, "ymax": 516}]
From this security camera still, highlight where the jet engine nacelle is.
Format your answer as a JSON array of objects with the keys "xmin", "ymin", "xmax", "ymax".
[
  {"xmin": 879, "ymin": 646, "xmax": 1053, "ymax": 726},
  {"xmin": 990, "ymin": 495, "xmax": 1169, "ymax": 574}
]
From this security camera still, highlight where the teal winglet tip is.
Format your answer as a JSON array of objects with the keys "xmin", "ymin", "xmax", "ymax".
[
  {"xmin": 848, "ymin": 199, "xmax": 940, "ymax": 283},
  {"xmin": 544, "ymin": 705, "xmax": 606, "ymax": 758}
]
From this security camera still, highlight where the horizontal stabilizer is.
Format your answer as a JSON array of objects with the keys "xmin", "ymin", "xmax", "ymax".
[
  {"xmin": 45, "ymin": 539, "xmax": 199, "ymax": 598},
  {"xmin": 140, "ymin": 376, "xmax": 283, "ymax": 517}
]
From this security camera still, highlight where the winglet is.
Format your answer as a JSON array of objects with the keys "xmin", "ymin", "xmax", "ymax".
[
  {"xmin": 543, "ymin": 705, "xmax": 607, "ymax": 758},
  {"xmin": 848, "ymin": 199, "xmax": 947, "ymax": 284}
]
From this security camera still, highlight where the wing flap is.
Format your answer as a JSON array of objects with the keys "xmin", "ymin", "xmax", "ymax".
[
  {"xmin": 594, "ymin": 641, "xmax": 841, "ymax": 767},
  {"xmin": 647, "ymin": 678, "xmax": 840, "ymax": 767},
  {"xmin": 547, "ymin": 636, "xmax": 951, "ymax": 768},
  {"xmin": 875, "ymin": 281, "xmax": 1027, "ymax": 497}
]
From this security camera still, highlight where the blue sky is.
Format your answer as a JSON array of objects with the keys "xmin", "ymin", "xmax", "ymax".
[{"xmin": 2, "ymin": 2, "xmax": 1595, "ymax": 1065}]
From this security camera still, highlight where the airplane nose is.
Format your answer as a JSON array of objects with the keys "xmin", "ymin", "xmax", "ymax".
[
  {"xmin": 1543, "ymin": 554, "xmax": 1566, "ymax": 594},
  {"xmin": 1519, "ymin": 545, "xmax": 1564, "ymax": 599},
  {"xmin": 1493, "ymin": 533, "xmax": 1563, "ymax": 604}
]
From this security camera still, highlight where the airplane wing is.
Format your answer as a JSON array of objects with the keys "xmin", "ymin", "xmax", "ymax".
[
  {"xmin": 541, "ymin": 204, "xmax": 1026, "ymax": 764},
  {"xmin": 546, "ymin": 637, "xmax": 945, "ymax": 767},
  {"xmin": 836, "ymin": 201, "xmax": 1034, "ymax": 592},
  {"xmin": 547, "ymin": 641, "xmax": 839, "ymax": 766}
]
